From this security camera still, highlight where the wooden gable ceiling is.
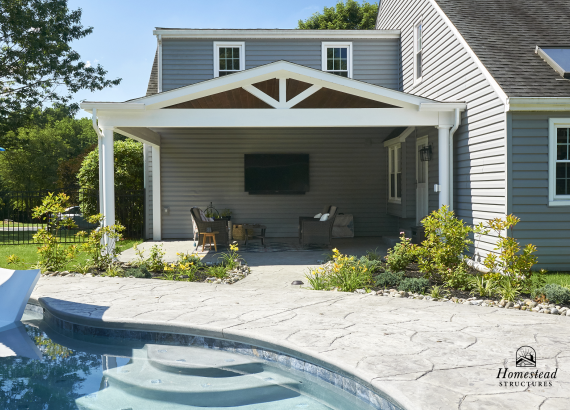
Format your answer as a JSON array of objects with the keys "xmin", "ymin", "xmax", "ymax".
[
  {"xmin": 165, "ymin": 87, "xmax": 273, "ymax": 109},
  {"xmin": 164, "ymin": 77, "xmax": 401, "ymax": 109}
]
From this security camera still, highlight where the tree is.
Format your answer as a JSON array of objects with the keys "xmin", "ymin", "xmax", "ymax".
[
  {"xmin": 0, "ymin": 0, "xmax": 121, "ymax": 135},
  {"xmin": 77, "ymin": 139, "xmax": 144, "ymax": 219},
  {"xmin": 297, "ymin": 0, "xmax": 378, "ymax": 30},
  {"xmin": 0, "ymin": 114, "xmax": 97, "ymax": 192}
]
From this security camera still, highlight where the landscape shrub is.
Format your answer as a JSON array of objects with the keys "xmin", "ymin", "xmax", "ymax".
[
  {"xmin": 130, "ymin": 266, "xmax": 152, "ymax": 279},
  {"xmin": 469, "ymin": 276, "xmax": 497, "ymax": 298},
  {"xmin": 32, "ymin": 193, "xmax": 78, "ymax": 272},
  {"xmin": 385, "ymin": 232, "xmax": 417, "ymax": 271},
  {"xmin": 305, "ymin": 248, "xmax": 377, "ymax": 292},
  {"xmin": 374, "ymin": 270, "xmax": 404, "ymax": 289},
  {"xmin": 76, "ymin": 213, "xmax": 125, "ymax": 271},
  {"xmin": 535, "ymin": 284, "xmax": 570, "ymax": 305},
  {"xmin": 217, "ymin": 243, "xmax": 241, "ymax": 270},
  {"xmin": 496, "ymin": 276, "xmax": 522, "ymax": 302},
  {"xmin": 146, "ymin": 244, "xmax": 166, "ymax": 272},
  {"xmin": 398, "ymin": 277, "xmax": 429, "ymax": 294},
  {"xmin": 443, "ymin": 261, "xmax": 473, "ymax": 291},
  {"xmin": 417, "ymin": 206, "xmax": 484, "ymax": 280}
]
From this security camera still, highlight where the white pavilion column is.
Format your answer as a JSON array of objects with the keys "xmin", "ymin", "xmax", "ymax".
[
  {"xmin": 152, "ymin": 145, "xmax": 161, "ymax": 240},
  {"xmin": 437, "ymin": 126, "xmax": 451, "ymax": 208},
  {"xmin": 101, "ymin": 127, "xmax": 115, "ymax": 233}
]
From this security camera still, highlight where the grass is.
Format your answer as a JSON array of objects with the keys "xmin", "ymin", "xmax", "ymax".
[
  {"xmin": 544, "ymin": 272, "xmax": 570, "ymax": 287},
  {"xmin": 0, "ymin": 239, "xmax": 141, "ymax": 271}
]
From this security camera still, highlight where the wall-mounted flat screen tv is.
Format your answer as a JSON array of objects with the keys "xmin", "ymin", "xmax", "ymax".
[{"xmin": 244, "ymin": 154, "xmax": 309, "ymax": 194}]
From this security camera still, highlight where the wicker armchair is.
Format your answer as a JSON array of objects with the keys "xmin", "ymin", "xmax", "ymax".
[
  {"xmin": 190, "ymin": 207, "xmax": 229, "ymax": 246},
  {"xmin": 298, "ymin": 205, "xmax": 331, "ymax": 241},
  {"xmin": 300, "ymin": 206, "xmax": 338, "ymax": 247}
]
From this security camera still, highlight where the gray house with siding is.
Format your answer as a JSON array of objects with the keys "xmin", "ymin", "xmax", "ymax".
[{"xmin": 81, "ymin": 0, "xmax": 570, "ymax": 270}]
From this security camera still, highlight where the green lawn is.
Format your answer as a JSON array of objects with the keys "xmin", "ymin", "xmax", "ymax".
[
  {"xmin": 0, "ymin": 239, "xmax": 141, "ymax": 271},
  {"xmin": 544, "ymin": 272, "xmax": 570, "ymax": 287}
]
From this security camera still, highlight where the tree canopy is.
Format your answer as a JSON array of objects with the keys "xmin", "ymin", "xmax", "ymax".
[
  {"xmin": 0, "ymin": 110, "xmax": 97, "ymax": 191},
  {"xmin": 297, "ymin": 0, "xmax": 378, "ymax": 30},
  {"xmin": 0, "ymin": 0, "xmax": 121, "ymax": 134}
]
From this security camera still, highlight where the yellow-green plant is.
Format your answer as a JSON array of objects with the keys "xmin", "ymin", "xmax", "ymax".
[
  {"xmin": 217, "ymin": 243, "xmax": 241, "ymax": 269},
  {"xmin": 469, "ymin": 276, "xmax": 497, "ymax": 298},
  {"xmin": 305, "ymin": 248, "xmax": 378, "ymax": 292},
  {"xmin": 417, "ymin": 206, "xmax": 485, "ymax": 280},
  {"xmin": 76, "ymin": 214, "xmax": 125, "ymax": 271},
  {"xmin": 146, "ymin": 244, "xmax": 166, "ymax": 271},
  {"xmin": 429, "ymin": 285, "xmax": 449, "ymax": 299},
  {"xmin": 32, "ymin": 193, "xmax": 78, "ymax": 272},
  {"xmin": 385, "ymin": 232, "xmax": 418, "ymax": 271},
  {"xmin": 6, "ymin": 254, "xmax": 22, "ymax": 265},
  {"xmin": 483, "ymin": 215, "xmax": 538, "ymax": 281}
]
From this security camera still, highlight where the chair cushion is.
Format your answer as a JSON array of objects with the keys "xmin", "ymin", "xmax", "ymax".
[
  {"xmin": 319, "ymin": 213, "xmax": 330, "ymax": 221},
  {"xmin": 199, "ymin": 209, "xmax": 214, "ymax": 222},
  {"xmin": 314, "ymin": 213, "xmax": 322, "ymax": 218}
]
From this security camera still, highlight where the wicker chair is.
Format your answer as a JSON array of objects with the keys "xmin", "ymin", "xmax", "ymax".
[
  {"xmin": 300, "ymin": 206, "xmax": 338, "ymax": 247},
  {"xmin": 190, "ymin": 207, "xmax": 229, "ymax": 246},
  {"xmin": 298, "ymin": 205, "xmax": 331, "ymax": 241}
]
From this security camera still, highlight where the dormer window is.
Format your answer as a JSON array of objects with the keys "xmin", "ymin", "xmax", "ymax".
[
  {"xmin": 322, "ymin": 42, "xmax": 352, "ymax": 78},
  {"xmin": 214, "ymin": 42, "xmax": 245, "ymax": 78},
  {"xmin": 414, "ymin": 21, "xmax": 423, "ymax": 83}
]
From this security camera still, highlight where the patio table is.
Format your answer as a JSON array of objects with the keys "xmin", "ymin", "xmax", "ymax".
[{"xmin": 242, "ymin": 224, "xmax": 267, "ymax": 247}]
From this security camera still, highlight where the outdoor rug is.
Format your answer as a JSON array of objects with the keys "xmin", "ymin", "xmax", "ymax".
[{"xmin": 240, "ymin": 241, "xmax": 329, "ymax": 253}]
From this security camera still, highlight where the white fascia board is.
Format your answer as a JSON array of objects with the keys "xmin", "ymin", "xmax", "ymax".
[
  {"xmin": 428, "ymin": 0, "xmax": 508, "ymax": 106},
  {"xmin": 96, "ymin": 108, "xmax": 440, "ymax": 128},
  {"xmin": 383, "ymin": 127, "xmax": 415, "ymax": 147},
  {"xmin": 81, "ymin": 103, "xmax": 145, "ymax": 113},
  {"xmin": 419, "ymin": 102, "xmax": 467, "ymax": 112},
  {"xmin": 508, "ymin": 97, "xmax": 570, "ymax": 112},
  {"xmin": 153, "ymin": 29, "xmax": 400, "ymax": 39},
  {"xmin": 138, "ymin": 62, "xmax": 435, "ymax": 110}
]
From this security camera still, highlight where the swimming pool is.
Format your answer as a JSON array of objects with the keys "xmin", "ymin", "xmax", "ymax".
[{"xmin": 0, "ymin": 307, "xmax": 400, "ymax": 409}]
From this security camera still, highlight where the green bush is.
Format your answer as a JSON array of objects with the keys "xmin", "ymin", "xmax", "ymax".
[
  {"xmin": 398, "ymin": 277, "xmax": 430, "ymax": 294},
  {"xmin": 536, "ymin": 284, "xmax": 570, "ymax": 305},
  {"xmin": 385, "ymin": 233, "xmax": 417, "ymax": 271},
  {"xmin": 130, "ymin": 266, "xmax": 152, "ymax": 279},
  {"xmin": 374, "ymin": 270, "xmax": 404, "ymax": 289}
]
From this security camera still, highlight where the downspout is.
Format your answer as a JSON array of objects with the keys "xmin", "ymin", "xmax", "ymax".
[
  {"xmin": 448, "ymin": 108, "xmax": 461, "ymax": 211},
  {"xmin": 91, "ymin": 108, "xmax": 105, "ymax": 217}
]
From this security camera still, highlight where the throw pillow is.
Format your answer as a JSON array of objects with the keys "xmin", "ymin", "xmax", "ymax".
[
  {"xmin": 314, "ymin": 213, "xmax": 322, "ymax": 218},
  {"xmin": 199, "ymin": 209, "xmax": 209, "ymax": 222},
  {"xmin": 319, "ymin": 213, "xmax": 330, "ymax": 221}
]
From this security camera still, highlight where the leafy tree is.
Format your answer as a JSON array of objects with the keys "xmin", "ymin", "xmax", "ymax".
[
  {"xmin": 0, "ymin": 0, "xmax": 121, "ymax": 135},
  {"xmin": 0, "ymin": 114, "xmax": 97, "ymax": 191},
  {"xmin": 297, "ymin": 0, "xmax": 378, "ymax": 30},
  {"xmin": 77, "ymin": 139, "xmax": 144, "ymax": 218}
]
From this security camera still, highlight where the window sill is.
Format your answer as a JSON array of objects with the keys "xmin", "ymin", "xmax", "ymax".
[
  {"xmin": 388, "ymin": 198, "xmax": 402, "ymax": 204},
  {"xmin": 549, "ymin": 200, "xmax": 570, "ymax": 207}
]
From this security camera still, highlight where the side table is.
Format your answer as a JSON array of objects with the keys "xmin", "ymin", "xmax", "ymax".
[
  {"xmin": 242, "ymin": 224, "xmax": 267, "ymax": 247},
  {"xmin": 200, "ymin": 231, "xmax": 219, "ymax": 251}
]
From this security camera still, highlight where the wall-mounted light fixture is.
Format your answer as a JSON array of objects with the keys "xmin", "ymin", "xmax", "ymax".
[{"xmin": 419, "ymin": 144, "xmax": 432, "ymax": 162}]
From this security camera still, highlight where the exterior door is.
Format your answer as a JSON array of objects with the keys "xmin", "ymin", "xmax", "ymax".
[{"xmin": 416, "ymin": 137, "xmax": 429, "ymax": 225}]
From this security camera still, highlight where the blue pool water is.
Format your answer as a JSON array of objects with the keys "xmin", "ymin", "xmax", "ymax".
[{"xmin": 0, "ymin": 310, "xmax": 382, "ymax": 409}]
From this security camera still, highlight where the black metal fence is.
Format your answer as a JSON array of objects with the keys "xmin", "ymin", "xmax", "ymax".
[{"xmin": 0, "ymin": 188, "xmax": 144, "ymax": 245}]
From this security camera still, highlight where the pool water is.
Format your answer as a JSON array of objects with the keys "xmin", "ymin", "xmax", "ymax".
[{"xmin": 0, "ymin": 311, "xmax": 378, "ymax": 410}]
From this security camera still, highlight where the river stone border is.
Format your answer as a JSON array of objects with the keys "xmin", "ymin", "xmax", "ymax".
[{"xmin": 27, "ymin": 304, "xmax": 403, "ymax": 410}]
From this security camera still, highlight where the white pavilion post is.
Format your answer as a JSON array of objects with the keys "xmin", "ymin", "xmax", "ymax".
[
  {"xmin": 437, "ymin": 125, "xmax": 451, "ymax": 209},
  {"xmin": 101, "ymin": 127, "xmax": 115, "ymax": 247}
]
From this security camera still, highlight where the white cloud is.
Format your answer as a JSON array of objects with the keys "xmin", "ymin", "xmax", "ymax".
[{"xmin": 84, "ymin": 61, "xmax": 91, "ymax": 68}]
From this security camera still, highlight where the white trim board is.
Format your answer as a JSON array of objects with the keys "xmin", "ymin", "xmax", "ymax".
[
  {"xmin": 548, "ymin": 118, "xmax": 570, "ymax": 207},
  {"xmin": 508, "ymin": 97, "xmax": 570, "ymax": 112},
  {"xmin": 321, "ymin": 42, "xmax": 353, "ymax": 79},
  {"xmin": 213, "ymin": 41, "xmax": 245, "ymax": 78},
  {"xmin": 153, "ymin": 29, "xmax": 400, "ymax": 39}
]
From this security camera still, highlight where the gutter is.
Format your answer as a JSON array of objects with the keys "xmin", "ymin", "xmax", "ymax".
[
  {"xmin": 448, "ymin": 108, "xmax": 461, "ymax": 212},
  {"xmin": 92, "ymin": 109, "xmax": 105, "ymax": 217}
]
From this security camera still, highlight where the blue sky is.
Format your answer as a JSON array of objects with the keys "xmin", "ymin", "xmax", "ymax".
[{"xmin": 68, "ymin": 0, "xmax": 343, "ymax": 116}]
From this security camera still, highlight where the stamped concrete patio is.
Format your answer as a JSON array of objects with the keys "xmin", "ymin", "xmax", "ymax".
[{"xmin": 30, "ymin": 274, "xmax": 570, "ymax": 410}]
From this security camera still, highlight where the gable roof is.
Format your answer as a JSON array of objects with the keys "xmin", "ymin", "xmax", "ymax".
[{"xmin": 434, "ymin": 0, "xmax": 570, "ymax": 97}]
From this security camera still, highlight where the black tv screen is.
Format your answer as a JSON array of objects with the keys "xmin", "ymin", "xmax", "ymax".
[{"xmin": 244, "ymin": 154, "xmax": 309, "ymax": 194}]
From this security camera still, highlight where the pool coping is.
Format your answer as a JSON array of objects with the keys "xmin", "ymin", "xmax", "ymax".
[{"xmin": 27, "ymin": 300, "xmax": 406, "ymax": 410}]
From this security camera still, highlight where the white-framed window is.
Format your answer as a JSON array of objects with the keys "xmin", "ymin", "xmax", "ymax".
[
  {"xmin": 213, "ymin": 42, "xmax": 245, "ymax": 78},
  {"xmin": 322, "ymin": 42, "xmax": 352, "ymax": 78},
  {"xmin": 388, "ymin": 143, "xmax": 402, "ymax": 203},
  {"xmin": 549, "ymin": 118, "xmax": 570, "ymax": 206},
  {"xmin": 413, "ymin": 20, "xmax": 423, "ymax": 84}
]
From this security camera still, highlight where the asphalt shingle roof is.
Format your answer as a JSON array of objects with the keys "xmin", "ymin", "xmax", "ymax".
[{"xmin": 435, "ymin": 0, "xmax": 570, "ymax": 97}]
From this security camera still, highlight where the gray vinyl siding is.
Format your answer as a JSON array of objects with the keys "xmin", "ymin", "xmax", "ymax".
[
  {"xmin": 378, "ymin": 0, "xmax": 507, "ymax": 260},
  {"xmin": 161, "ymin": 38, "xmax": 400, "ymax": 92},
  {"xmin": 156, "ymin": 127, "xmax": 397, "ymax": 239},
  {"xmin": 510, "ymin": 111, "xmax": 570, "ymax": 271}
]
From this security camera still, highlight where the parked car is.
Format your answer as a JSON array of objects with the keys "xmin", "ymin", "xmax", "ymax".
[{"xmin": 56, "ymin": 206, "xmax": 99, "ymax": 230}]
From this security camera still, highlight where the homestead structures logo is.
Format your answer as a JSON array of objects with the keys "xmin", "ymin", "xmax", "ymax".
[
  {"xmin": 497, "ymin": 346, "xmax": 557, "ymax": 387},
  {"xmin": 516, "ymin": 346, "xmax": 536, "ymax": 367}
]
